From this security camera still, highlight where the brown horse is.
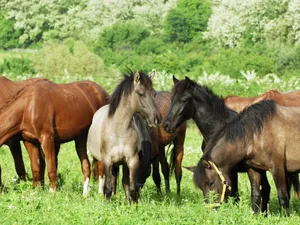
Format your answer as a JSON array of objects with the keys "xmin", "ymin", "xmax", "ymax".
[
  {"xmin": 195, "ymin": 100, "xmax": 300, "ymax": 216},
  {"xmin": 224, "ymin": 89, "xmax": 300, "ymax": 113},
  {"xmin": 0, "ymin": 76, "xmax": 45, "ymax": 184},
  {"xmin": 225, "ymin": 88, "xmax": 300, "ymax": 198},
  {"xmin": 151, "ymin": 91, "xmax": 187, "ymax": 194},
  {"xmin": 0, "ymin": 77, "xmax": 109, "ymax": 194},
  {"xmin": 87, "ymin": 71, "xmax": 161, "ymax": 203}
]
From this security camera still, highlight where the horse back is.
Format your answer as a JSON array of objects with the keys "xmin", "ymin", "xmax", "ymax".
[{"xmin": 21, "ymin": 80, "xmax": 109, "ymax": 142}]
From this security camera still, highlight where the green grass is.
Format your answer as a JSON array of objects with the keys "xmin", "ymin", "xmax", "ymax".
[{"xmin": 0, "ymin": 125, "xmax": 300, "ymax": 224}]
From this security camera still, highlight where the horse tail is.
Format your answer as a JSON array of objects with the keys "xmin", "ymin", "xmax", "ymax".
[{"xmin": 168, "ymin": 143, "xmax": 176, "ymax": 175}]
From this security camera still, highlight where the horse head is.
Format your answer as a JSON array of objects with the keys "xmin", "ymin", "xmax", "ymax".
[
  {"xmin": 163, "ymin": 76, "xmax": 196, "ymax": 133},
  {"xmin": 132, "ymin": 70, "xmax": 161, "ymax": 128}
]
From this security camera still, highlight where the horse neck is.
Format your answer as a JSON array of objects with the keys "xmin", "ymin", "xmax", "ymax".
[
  {"xmin": 208, "ymin": 138, "xmax": 245, "ymax": 172},
  {"xmin": 193, "ymin": 99, "xmax": 234, "ymax": 142},
  {"xmin": 110, "ymin": 95, "xmax": 136, "ymax": 134}
]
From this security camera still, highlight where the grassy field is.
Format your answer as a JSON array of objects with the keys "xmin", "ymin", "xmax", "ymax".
[
  {"xmin": 1, "ymin": 61, "xmax": 300, "ymax": 224},
  {"xmin": 0, "ymin": 123, "xmax": 300, "ymax": 224}
]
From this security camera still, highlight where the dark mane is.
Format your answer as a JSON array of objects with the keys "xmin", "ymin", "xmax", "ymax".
[
  {"xmin": 173, "ymin": 78, "xmax": 234, "ymax": 121},
  {"xmin": 108, "ymin": 70, "xmax": 152, "ymax": 117},
  {"xmin": 204, "ymin": 100, "xmax": 277, "ymax": 156}
]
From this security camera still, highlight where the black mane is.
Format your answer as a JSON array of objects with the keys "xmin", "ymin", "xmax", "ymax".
[
  {"xmin": 204, "ymin": 100, "xmax": 277, "ymax": 156},
  {"xmin": 108, "ymin": 70, "xmax": 152, "ymax": 117},
  {"xmin": 173, "ymin": 78, "xmax": 234, "ymax": 121}
]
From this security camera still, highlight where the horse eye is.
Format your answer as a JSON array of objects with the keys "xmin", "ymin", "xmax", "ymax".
[
  {"xmin": 209, "ymin": 181, "xmax": 215, "ymax": 187},
  {"xmin": 137, "ymin": 92, "xmax": 144, "ymax": 97}
]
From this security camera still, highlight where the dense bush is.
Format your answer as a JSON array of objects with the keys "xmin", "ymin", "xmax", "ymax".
[
  {"xmin": 0, "ymin": 12, "xmax": 23, "ymax": 49},
  {"xmin": 94, "ymin": 22, "xmax": 150, "ymax": 53},
  {"xmin": 163, "ymin": 0, "xmax": 211, "ymax": 43},
  {"xmin": 0, "ymin": 57, "xmax": 36, "ymax": 75},
  {"xmin": 33, "ymin": 40, "xmax": 105, "ymax": 79}
]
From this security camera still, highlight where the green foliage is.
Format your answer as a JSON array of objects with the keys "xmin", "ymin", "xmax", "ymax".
[
  {"xmin": 33, "ymin": 40, "xmax": 105, "ymax": 79},
  {"xmin": 0, "ymin": 12, "xmax": 23, "ymax": 49},
  {"xmin": 0, "ymin": 57, "xmax": 35, "ymax": 75},
  {"xmin": 94, "ymin": 22, "xmax": 150, "ymax": 52},
  {"xmin": 164, "ymin": 0, "xmax": 211, "ymax": 43}
]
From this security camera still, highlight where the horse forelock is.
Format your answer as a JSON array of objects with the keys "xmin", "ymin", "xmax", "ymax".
[
  {"xmin": 204, "ymin": 100, "xmax": 277, "ymax": 155},
  {"xmin": 108, "ymin": 70, "xmax": 152, "ymax": 117}
]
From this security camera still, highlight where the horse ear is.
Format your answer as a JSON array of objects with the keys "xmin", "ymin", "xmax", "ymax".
[
  {"xmin": 173, "ymin": 75, "xmax": 179, "ymax": 84},
  {"xmin": 183, "ymin": 166, "xmax": 196, "ymax": 173},
  {"xmin": 185, "ymin": 76, "xmax": 192, "ymax": 82},
  {"xmin": 134, "ymin": 71, "xmax": 141, "ymax": 84},
  {"xmin": 202, "ymin": 159, "xmax": 211, "ymax": 169},
  {"xmin": 149, "ymin": 69, "xmax": 155, "ymax": 80}
]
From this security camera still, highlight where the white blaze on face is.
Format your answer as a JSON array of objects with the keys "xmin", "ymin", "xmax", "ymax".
[{"xmin": 82, "ymin": 177, "xmax": 90, "ymax": 196}]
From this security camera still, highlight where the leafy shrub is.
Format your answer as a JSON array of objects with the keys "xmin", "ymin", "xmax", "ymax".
[
  {"xmin": 94, "ymin": 22, "xmax": 150, "ymax": 53},
  {"xmin": 0, "ymin": 57, "xmax": 35, "ymax": 75},
  {"xmin": 33, "ymin": 40, "xmax": 105, "ymax": 79},
  {"xmin": 0, "ymin": 12, "xmax": 23, "ymax": 49},
  {"xmin": 163, "ymin": 0, "xmax": 211, "ymax": 43}
]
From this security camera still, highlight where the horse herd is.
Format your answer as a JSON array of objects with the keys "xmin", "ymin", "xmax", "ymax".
[{"xmin": 1, "ymin": 71, "xmax": 300, "ymax": 216}]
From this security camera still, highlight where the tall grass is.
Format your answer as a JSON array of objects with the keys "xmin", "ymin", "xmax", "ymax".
[{"xmin": 1, "ymin": 70, "xmax": 300, "ymax": 224}]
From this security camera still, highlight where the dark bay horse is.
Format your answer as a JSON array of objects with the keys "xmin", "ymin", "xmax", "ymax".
[
  {"xmin": 151, "ymin": 91, "xmax": 187, "ymax": 194},
  {"xmin": 224, "ymin": 89, "xmax": 300, "ymax": 113},
  {"xmin": 87, "ymin": 71, "xmax": 161, "ymax": 203},
  {"xmin": 0, "ymin": 77, "xmax": 109, "ymax": 194},
  {"xmin": 162, "ymin": 76, "xmax": 271, "ymax": 213},
  {"xmin": 195, "ymin": 100, "xmax": 300, "ymax": 216}
]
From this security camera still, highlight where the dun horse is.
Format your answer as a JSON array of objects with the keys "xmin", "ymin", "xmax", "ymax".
[
  {"xmin": 0, "ymin": 77, "xmax": 109, "ymax": 195},
  {"xmin": 87, "ymin": 71, "xmax": 161, "ymax": 202},
  {"xmin": 195, "ymin": 100, "xmax": 300, "ymax": 216},
  {"xmin": 162, "ymin": 76, "xmax": 271, "ymax": 213}
]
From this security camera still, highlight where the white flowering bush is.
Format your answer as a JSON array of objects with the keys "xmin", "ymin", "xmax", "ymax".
[{"xmin": 205, "ymin": 0, "xmax": 300, "ymax": 47}]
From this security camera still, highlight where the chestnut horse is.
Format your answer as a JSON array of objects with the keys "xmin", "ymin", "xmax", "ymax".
[
  {"xmin": 0, "ymin": 76, "xmax": 45, "ymax": 184},
  {"xmin": 162, "ymin": 76, "xmax": 271, "ymax": 213},
  {"xmin": 195, "ymin": 100, "xmax": 300, "ymax": 216},
  {"xmin": 0, "ymin": 78, "xmax": 109, "ymax": 194},
  {"xmin": 87, "ymin": 71, "xmax": 161, "ymax": 203},
  {"xmin": 224, "ymin": 89, "xmax": 300, "ymax": 113}
]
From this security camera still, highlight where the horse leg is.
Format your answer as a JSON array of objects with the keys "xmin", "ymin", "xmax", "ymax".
[
  {"xmin": 112, "ymin": 165, "xmax": 119, "ymax": 195},
  {"xmin": 24, "ymin": 141, "xmax": 45, "ymax": 187},
  {"xmin": 7, "ymin": 137, "xmax": 27, "ymax": 181},
  {"xmin": 128, "ymin": 156, "xmax": 139, "ymax": 203},
  {"xmin": 247, "ymin": 168, "xmax": 262, "ymax": 214},
  {"xmin": 152, "ymin": 156, "xmax": 161, "ymax": 193},
  {"xmin": 260, "ymin": 170, "xmax": 271, "ymax": 214},
  {"xmin": 40, "ymin": 135, "xmax": 57, "ymax": 191},
  {"xmin": 75, "ymin": 135, "xmax": 91, "ymax": 196},
  {"xmin": 229, "ymin": 169, "xmax": 239, "ymax": 202},
  {"xmin": 92, "ymin": 158, "xmax": 105, "ymax": 194},
  {"xmin": 173, "ymin": 132, "xmax": 185, "ymax": 195},
  {"xmin": 271, "ymin": 168, "xmax": 290, "ymax": 216},
  {"xmin": 159, "ymin": 144, "xmax": 170, "ymax": 194},
  {"xmin": 104, "ymin": 160, "xmax": 113, "ymax": 200},
  {"xmin": 122, "ymin": 165, "xmax": 130, "ymax": 201}
]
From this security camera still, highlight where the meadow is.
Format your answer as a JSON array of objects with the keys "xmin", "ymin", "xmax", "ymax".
[{"xmin": 0, "ymin": 71, "xmax": 300, "ymax": 225}]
